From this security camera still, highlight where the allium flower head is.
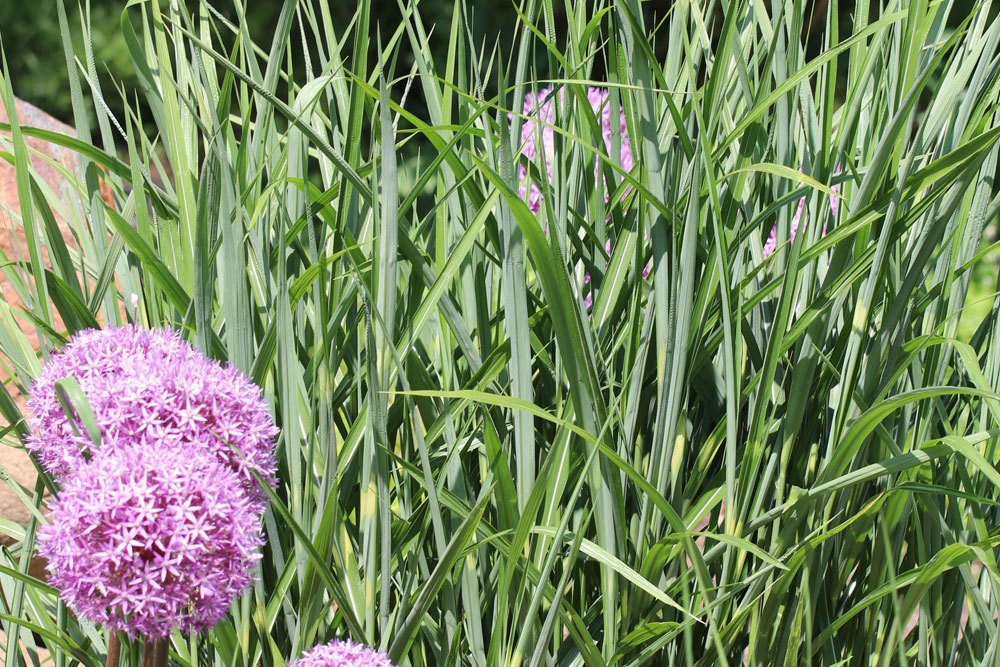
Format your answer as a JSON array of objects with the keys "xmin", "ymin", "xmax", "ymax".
[
  {"xmin": 26, "ymin": 326, "xmax": 278, "ymax": 499},
  {"xmin": 38, "ymin": 444, "xmax": 264, "ymax": 638},
  {"xmin": 290, "ymin": 640, "xmax": 396, "ymax": 667},
  {"xmin": 763, "ymin": 196, "xmax": 807, "ymax": 258}
]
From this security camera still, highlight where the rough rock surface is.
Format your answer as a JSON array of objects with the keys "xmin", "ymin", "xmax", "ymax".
[
  {"xmin": 0, "ymin": 97, "xmax": 77, "ymax": 534},
  {"xmin": 0, "ymin": 630, "xmax": 51, "ymax": 663}
]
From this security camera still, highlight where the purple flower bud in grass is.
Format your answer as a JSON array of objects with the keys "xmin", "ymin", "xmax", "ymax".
[
  {"xmin": 38, "ymin": 444, "xmax": 264, "ymax": 639},
  {"xmin": 763, "ymin": 196, "xmax": 806, "ymax": 258},
  {"xmin": 26, "ymin": 326, "xmax": 278, "ymax": 504},
  {"xmin": 290, "ymin": 640, "xmax": 396, "ymax": 667}
]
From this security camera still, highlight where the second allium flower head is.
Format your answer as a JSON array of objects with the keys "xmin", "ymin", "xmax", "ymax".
[
  {"xmin": 290, "ymin": 639, "xmax": 396, "ymax": 667},
  {"xmin": 28, "ymin": 326, "xmax": 278, "ymax": 638},
  {"xmin": 516, "ymin": 85, "xmax": 633, "ymax": 214},
  {"xmin": 515, "ymin": 85, "xmax": 639, "ymax": 307},
  {"xmin": 27, "ymin": 325, "xmax": 278, "ymax": 503}
]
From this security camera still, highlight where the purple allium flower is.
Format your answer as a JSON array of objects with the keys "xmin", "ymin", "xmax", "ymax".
[
  {"xmin": 830, "ymin": 168, "xmax": 842, "ymax": 218},
  {"xmin": 26, "ymin": 326, "xmax": 278, "ymax": 500},
  {"xmin": 514, "ymin": 86, "xmax": 638, "ymax": 305},
  {"xmin": 38, "ymin": 444, "xmax": 264, "ymax": 638},
  {"xmin": 290, "ymin": 640, "xmax": 396, "ymax": 667},
  {"xmin": 515, "ymin": 86, "xmax": 633, "ymax": 214},
  {"xmin": 763, "ymin": 196, "xmax": 807, "ymax": 258}
]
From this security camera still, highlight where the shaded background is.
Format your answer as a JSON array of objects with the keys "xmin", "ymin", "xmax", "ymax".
[
  {"xmin": 8, "ymin": 1, "xmax": 508, "ymax": 123},
  {"xmin": 5, "ymin": 0, "xmax": 983, "ymax": 127}
]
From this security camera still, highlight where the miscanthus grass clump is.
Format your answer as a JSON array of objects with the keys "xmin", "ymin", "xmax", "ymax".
[{"xmin": 1, "ymin": 0, "xmax": 999, "ymax": 664}]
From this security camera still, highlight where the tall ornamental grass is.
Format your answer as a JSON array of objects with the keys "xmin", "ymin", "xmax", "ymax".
[{"xmin": 1, "ymin": 0, "xmax": 1000, "ymax": 664}]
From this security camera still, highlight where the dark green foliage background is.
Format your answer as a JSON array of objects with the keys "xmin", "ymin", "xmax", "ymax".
[
  {"xmin": 4, "ymin": 1, "xmax": 986, "ymax": 128},
  {"xmin": 3, "ymin": 1, "xmax": 513, "ymax": 123}
]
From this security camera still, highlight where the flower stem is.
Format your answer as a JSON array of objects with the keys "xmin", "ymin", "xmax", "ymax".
[
  {"xmin": 142, "ymin": 639, "xmax": 169, "ymax": 667},
  {"xmin": 155, "ymin": 640, "xmax": 170, "ymax": 667},
  {"xmin": 104, "ymin": 633, "xmax": 120, "ymax": 667}
]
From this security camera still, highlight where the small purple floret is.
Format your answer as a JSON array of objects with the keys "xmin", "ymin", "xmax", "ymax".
[
  {"xmin": 38, "ymin": 445, "xmax": 264, "ymax": 638},
  {"xmin": 290, "ymin": 639, "xmax": 396, "ymax": 667}
]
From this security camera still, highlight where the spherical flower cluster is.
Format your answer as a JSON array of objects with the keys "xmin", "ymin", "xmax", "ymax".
[
  {"xmin": 515, "ymin": 85, "xmax": 633, "ymax": 214},
  {"xmin": 290, "ymin": 640, "xmax": 396, "ymax": 667},
  {"xmin": 38, "ymin": 445, "xmax": 264, "ymax": 638},
  {"xmin": 27, "ymin": 326, "xmax": 278, "ymax": 501}
]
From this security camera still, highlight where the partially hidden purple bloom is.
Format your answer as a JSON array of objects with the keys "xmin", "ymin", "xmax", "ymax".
[
  {"xmin": 26, "ymin": 326, "xmax": 278, "ymax": 502},
  {"xmin": 763, "ymin": 167, "xmax": 842, "ymax": 259},
  {"xmin": 290, "ymin": 640, "xmax": 396, "ymax": 667},
  {"xmin": 515, "ymin": 85, "xmax": 633, "ymax": 214},
  {"xmin": 38, "ymin": 444, "xmax": 264, "ymax": 638},
  {"xmin": 514, "ymin": 86, "xmax": 638, "ymax": 306},
  {"xmin": 763, "ymin": 196, "xmax": 807, "ymax": 258}
]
